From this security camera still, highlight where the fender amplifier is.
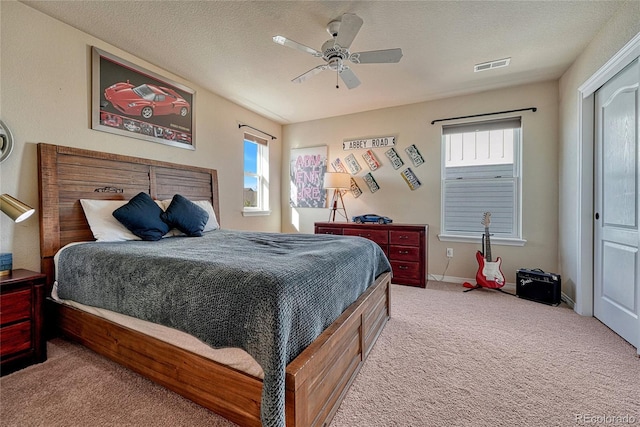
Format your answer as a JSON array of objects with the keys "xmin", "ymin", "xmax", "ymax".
[{"xmin": 516, "ymin": 269, "xmax": 561, "ymax": 306}]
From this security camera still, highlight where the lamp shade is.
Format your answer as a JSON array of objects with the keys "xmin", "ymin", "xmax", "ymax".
[
  {"xmin": 323, "ymin": 172, "xmax": 351, "ymax": 189},
  {"xmin": 0, "ymin": 194, "xmax": 35, "ymax": 223}
]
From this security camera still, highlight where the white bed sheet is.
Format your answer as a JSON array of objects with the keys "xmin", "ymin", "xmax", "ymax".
[{"xmin": 53, "ymin": 243, "xmax": 264, "ymax": 379}]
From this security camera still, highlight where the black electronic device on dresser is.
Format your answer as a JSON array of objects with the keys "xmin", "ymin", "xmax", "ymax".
[
  {"xmin": 315, "ymin": 222, "xmax": 428, "ymax": 288},
  {"xmin": 1, "ymin": 269, "xmax": 47, "ymax": 375}
]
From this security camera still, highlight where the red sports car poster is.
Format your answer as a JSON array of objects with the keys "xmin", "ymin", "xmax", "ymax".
[{"xmin": 91, "ymin": 47, "xmax": 195, "ymax": 150}]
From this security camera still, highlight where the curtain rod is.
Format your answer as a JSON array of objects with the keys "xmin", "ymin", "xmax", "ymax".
[
  {"xmin": 430, "ymin": 107, "xmax": 537, "ymax": 125},
  {"xmin": 238, "ymin": 124, "xmax": 277, "ymax": 140}
]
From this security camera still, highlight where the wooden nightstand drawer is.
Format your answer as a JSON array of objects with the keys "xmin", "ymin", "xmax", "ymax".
[
  {"xmin": 389, "ymin": 230, "xmax": 421, "ymax": 246},
  {"xmin": 1, "ymin": 269, "xmax": 47, "ymax": 375},
  {"xmin": 389, "ymin": 245, "xmax": 420, "ymax": 262},
  {"xmin": 0, "ymin": 321, "xmax": 32, "ymax": 357},
  {"xmin": 1, "ymin": 289, "xmax": 32, "ymax": 325},
  {"xmin": 343, "ymin": 228, "xmax": 389, "ymax": 245},
  {"xmin": 316, "ymin": 226, "xmax": 344, "ymax": 235}
]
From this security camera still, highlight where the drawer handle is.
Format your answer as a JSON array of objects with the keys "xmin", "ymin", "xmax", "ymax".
[
  {"xmin": 398, "ymin": 265, "xmax": 408, "ymax": 270},
  {"xmin": 398, "ymin": 250, "xmax": 409, "ymax": 254},
  {"xmin": 359, "ymin": 233, "xmax": 371, "ymax": 238}
]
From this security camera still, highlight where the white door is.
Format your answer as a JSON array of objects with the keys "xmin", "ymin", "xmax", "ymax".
[{"xmin": 594, "ymin": 57, "xmax": 640, "ymax": 353}]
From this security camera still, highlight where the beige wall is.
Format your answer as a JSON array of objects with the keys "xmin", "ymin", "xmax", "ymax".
[
  {"xmin": 282, "ymin": 81, "xmax": 559, "ymax": 284},
  {"xmin": 0, "ymin": 2, "xmax": 282, "ymax": 272},
  {"xmin": 558, "ymin": 1, "xmax": 640, "ymax": 303}
]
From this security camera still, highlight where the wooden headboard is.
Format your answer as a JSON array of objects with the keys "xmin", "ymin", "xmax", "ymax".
[{"xmin": 37, "ymin": 143, "xmax": 220, "ymax": 286}]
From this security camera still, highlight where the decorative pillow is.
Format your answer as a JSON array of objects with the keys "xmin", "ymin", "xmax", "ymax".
[
  {"xmin": 160, "ymin": 198, "xmax": 220, "ymax": 232},
  {"xmin": 112, "ymin": 192, "xmax": 170, "ymax": 241},
  {"xmin": 80, "ymin": 199, "xmax": 141, "ymax": 242},
  {"xmin": 161, "ymin": 194, "xmax": 209, "ymax": 237}
]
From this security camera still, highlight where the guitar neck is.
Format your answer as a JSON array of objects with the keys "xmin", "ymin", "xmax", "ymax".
[{"xmin": 484, "ymin": 226, "xmax": 492, "ymax": 262}]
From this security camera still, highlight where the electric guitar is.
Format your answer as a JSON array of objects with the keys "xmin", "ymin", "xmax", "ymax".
[{"xmin": 475, "ymin": 212, "xmax": 505, "ymax": 289}]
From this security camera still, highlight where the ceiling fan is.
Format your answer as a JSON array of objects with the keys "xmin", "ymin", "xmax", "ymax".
[{"xmin": 272, "ymin": 13, "xmax": 403, "ymax": 89}]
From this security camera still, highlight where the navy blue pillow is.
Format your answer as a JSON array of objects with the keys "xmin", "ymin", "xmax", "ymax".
[
  {"xmin": 112, "ymin": 192, "xmax": 170, "ymax": 241},
  {"xmin": 161, "ymin": 194, "xmax": 209, "ymax": 237}
]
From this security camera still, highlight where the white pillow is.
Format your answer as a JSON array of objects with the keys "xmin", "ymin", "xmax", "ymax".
[
  {"xmin": 80, "ymin": 199, "xmax": 142, "ymax": 242},
  {"xmin": 160, "ymin": 198, "xmax": 220, "ymax": 233}
]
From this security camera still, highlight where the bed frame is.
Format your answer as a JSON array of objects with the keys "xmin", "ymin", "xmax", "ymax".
[{"xmin": 37, "ymin": 143, "xmax": 391, "ymax": 427}]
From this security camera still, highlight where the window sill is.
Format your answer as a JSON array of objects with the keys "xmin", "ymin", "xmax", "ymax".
[
  {"xmin": 242, "ymin": 209, "xmax": 271, "ymax": 217},
  {"xmin": 438, "ymin": 234, "xmax": 526, "ymax": 247}
]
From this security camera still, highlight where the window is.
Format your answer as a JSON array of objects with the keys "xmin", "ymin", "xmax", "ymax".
[
  {"xmin": 440, "ymin": 117, "xmax": 524, "ymax": 245},
  {"xmin": 243, "ymin": 133, "xmax": 270, "ymax": 215}
]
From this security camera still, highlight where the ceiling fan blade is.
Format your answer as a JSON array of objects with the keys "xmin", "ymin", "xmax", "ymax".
[
  {"xmin": 273, "ymin": 35, "xmax": 322, "ymax": 57},
  {"xmin": 292, "ymin": 64, "xmax": 328, "ymax": 84},
  {"xmin": 350, "ymin": 48, "xmax": 403, "ymax": 64},
  {"xmin": 334, "ymin": 13, "xmax": 363, "ymax": 49},
  {"xmin": 339, "ymin": 67, "xmax": 361, "ymax": 89}
]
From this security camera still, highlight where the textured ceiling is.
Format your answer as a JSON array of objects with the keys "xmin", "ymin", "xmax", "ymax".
[{"xmin": 22, "ymin": 1, "xmax": 624, "ymax": 124}]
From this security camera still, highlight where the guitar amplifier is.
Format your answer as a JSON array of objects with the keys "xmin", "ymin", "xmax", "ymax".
[{"xmin": 516, "ymin": 269, "xmax": 561, "ymax": 306}]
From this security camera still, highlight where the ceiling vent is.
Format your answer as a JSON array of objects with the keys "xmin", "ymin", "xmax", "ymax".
[{"xmin": 474, "ymin": 58, "xmax": 511, "ymax": 72}]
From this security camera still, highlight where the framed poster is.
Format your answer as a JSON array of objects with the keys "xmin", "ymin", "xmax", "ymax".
[
  {"xmin": 290, "ymin": 146, "xmax": 328, "ymax": 208},
  {"xmin": 92, "ymin": 47, "xmax": 196, "ymax": 150}
]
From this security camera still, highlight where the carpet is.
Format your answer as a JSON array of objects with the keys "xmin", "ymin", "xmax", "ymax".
[{"xmin": 1, "ymin": 282, "xmax": 638, "ymax": 426}]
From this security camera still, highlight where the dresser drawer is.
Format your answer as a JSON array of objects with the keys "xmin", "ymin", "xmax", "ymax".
[
  {"xmin": 0, "ymin": 321, "xmax": 32, "ymax": 357},
  {"xmin": 316, "ymin": 226, "xmax": 344, "ymax": 235},
  {"xmin": 391, "ymin": 261, "xmax": 421, "ymax": 280},
  {"xmin": 0, "ymin": 289, "xmax": 31, "ymax": 326},
  {"xmin": 343, "ymin": 228, "xmax": 389, "ymax": 246},
  {"xmin": 389, "ymin": 230, "xmax": 421, "ymax": 246},
  {"xmin": 388, "ymin": 245, "xmax": 420, "ymax": 262}
]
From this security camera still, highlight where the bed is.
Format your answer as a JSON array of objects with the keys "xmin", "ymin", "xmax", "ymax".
[{"xmin": 37, "ymin": 143, "xmax": 392, "ymax": 427}]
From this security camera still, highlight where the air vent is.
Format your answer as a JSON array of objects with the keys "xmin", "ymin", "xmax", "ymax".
[{"xmin": 474, "ymin": 58, "xmax": 511, "ymax": 72}]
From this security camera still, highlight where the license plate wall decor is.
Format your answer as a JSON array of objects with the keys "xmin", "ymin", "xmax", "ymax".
[
  {"xmin": 343, "ymin": 135, "xmax": 396, "ymax": 150},
  {"xmin": 405, "ymin": 144, "xmax": 425, "ymax": 167}
]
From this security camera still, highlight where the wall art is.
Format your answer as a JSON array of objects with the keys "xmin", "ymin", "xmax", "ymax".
[
  {"xmin": 350, "ymin": 178, "xmax": 363, "ymax": 198},
  {"xmin": 405, "ymin": 144, "xmax": 425, "ymax": 167},
  {"xmin": 92, "ymin": 47, "xmax": 195, "ymax": 150},
  {"xmin": 363, "ymin": 173, "xmax": 380, "ymax": 193},
  {"xmin": 343, "ymin": 135, "xmax": 396, "ymax": 150},
  {"xmin": 344, "ymin": 153, "xmax": 363, "ymax": 174},
  {"xmin": 385, "ymin": 147, "xmax": 404, "ymax": 170},
  {"xmin": 331, "ymin": 158, "xmax": 348, "ymax": 173},
  {"xmin": 289, "ymin": 146, "xmax": 328, "ymax": 208},
  {"xmin": 362, "ymin": 149, "xmax": 381, "ymax": 171},
  {"xmin": 401, "ymin": 168, "xmax": 422, "ymax": 190}
]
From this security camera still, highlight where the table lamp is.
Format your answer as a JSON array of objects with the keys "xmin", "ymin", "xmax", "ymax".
[
  {"xmin": 0, "ymin": 194, "xmax": 36, "ymax": 275},
  {"xmin": 1, "ymin": 194, "xmax": 35, "ymax": 223},
  {"xmin": 323, "ymin": 172, "xmax": 351, "ymax": 222}
]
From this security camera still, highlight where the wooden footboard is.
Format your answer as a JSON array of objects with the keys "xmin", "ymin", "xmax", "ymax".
[{"xmin": 54, "ymin": 272, "xmax": 391, "ymax": 427}]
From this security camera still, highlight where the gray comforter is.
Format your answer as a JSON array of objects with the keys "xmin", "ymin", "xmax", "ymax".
[{"xmin": 56, "ymin": 229, "xmax": 391, "ymax": 427}]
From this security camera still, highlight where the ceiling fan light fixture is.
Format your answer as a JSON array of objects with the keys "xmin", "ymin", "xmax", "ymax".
[
  {"xmin": 474, "ymin": 57, "xmax": 511, "ymax": 72},
  {"xmin": 273, "ymin": 13, "xmax": 401, "ymax": 89}
]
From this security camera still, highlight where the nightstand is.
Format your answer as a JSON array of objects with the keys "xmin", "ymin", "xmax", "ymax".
[{"xmin": 1, "ymin": 269, "xmax": 47, "ymax": 376}]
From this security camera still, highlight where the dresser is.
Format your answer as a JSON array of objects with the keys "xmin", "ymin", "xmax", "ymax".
[
  {"xmin": 1, "ymin": 269, "xmax": 47, "ymax": 375},
  {"xmin": 315, "ymin": 222, "xmax": 428, "ymax": 288}
]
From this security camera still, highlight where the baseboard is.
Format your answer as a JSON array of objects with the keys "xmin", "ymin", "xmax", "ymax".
[
  {"xmin": 428, "ymin": 274, "xmax": 572, "ymax": 306},
  {"xmin": 560, "ymin": 292, "xmax": 575, "ymax": 308},
  {"xmin": 427, "ymin": 274, "xmax": 516, "ymax": 293}
]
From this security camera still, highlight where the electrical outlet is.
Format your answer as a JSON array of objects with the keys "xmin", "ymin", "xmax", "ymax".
[{"xmin": 446, "ymin": 248, "xmax": 454, "ymax": 258}]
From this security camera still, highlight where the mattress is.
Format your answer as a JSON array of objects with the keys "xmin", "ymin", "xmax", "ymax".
[{"xmin": 51, "ymin": 280, "xmax": 265, "ymax": 379}]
